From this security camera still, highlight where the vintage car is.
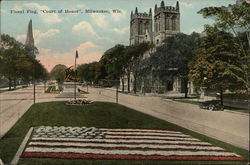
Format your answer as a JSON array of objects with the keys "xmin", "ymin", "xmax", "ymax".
[{"xmin": 199, "ymin": 100, "xmax": 224, "ymax": 111}]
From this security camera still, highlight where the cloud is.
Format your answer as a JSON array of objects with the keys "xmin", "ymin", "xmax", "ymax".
[
  {"xmin": 75, "ymin": 4, "xmax": 86, "ymax": 8},
  {"xmin": 37, "ymin": 42, "xmax": 103, "ymax": 71},
  {"xmin": 113, "ymin": 26, "xmax": 129, "ymax": 35},
  {"xmin": 111, "ymin": 9, "xmax": 127, "ymax": 22},
  {"xmin": 16, "ymin": 29, "xmax": 60, "ymax": 44},
  {"xmin": 179, "ymin": 2, "xmax": 193, "ymax": 8},
  {"xmin": 12, "ymin": 4, "xmax": 23, "ymax": 11},
  {"xmin": 91, "ymin": 13, "xmax": 108, "ymax": 27},
  {"xmin": 72, "ymin": 21, "xmax": 114, "ymax": 42},
  {"xmin": 1, "ymin": 9, "xmax": 7, "ymax": 14},
  {"xmin": 72, "ymin": 21, "xmax": 97, "ymax": 36},
  {"xmin": 12, "ymin": 3, "xmax": 62, "ymax": 24}
]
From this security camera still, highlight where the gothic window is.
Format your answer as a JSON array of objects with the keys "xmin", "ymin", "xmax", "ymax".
[
  {"xmin": 165, "ymin": 18, "xmax": 170, "ymax": 30},
  {"xmin": 139, "ymin": 21, "xmax": 143, "ymax": 35},
  {"xmin": 145, "ymin": 22, "xmax": 149, "ymax": 33},
  {"xmin": 155, "ymin": 22, "xmax": 158, "ymax": 32},
  {"xmin": 172, "ymin": 18, "xmax": 176, "ymax": 30}
]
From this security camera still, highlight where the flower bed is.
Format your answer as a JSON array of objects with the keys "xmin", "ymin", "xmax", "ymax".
[
  {"xmin": 21, "ymin": 127, "xmax": 246, "ymax": 161},
  {"xmin": 66, "ymin": 99, "xmax": 93, "ymax": 105}
]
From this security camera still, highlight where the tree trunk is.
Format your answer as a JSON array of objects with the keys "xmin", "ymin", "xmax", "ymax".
[
  {"xmin": 134, "ymin": 76, "xmax": 137, "ymax": 94},
  {"xmin": 14, "ymin": 77, "xmax": 16, "ymax": 89},
  {"xmin": 127, "ymin": 72, "xmax": 130, "ymax": 92},
  {"xmin": 220, "ymin": 87, "xmax": 223, "ymax": 106},
  {"xmin": 122, "ymin": 76, "xmax": 124, "ymax": 92},
  {"xmin": 184, "ymin": 78, "xmax": 188, "ymax": 98},
  {"xmin": 8, "ymin": 77, "xmax": 12, "ymax": 90}
]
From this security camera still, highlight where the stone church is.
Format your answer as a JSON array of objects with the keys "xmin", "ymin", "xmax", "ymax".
[{"xmin": 122, "ymin": 0, "xmax": 193, "ymax": 94}]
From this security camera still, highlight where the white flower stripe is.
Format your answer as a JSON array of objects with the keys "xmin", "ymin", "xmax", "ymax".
[
  {"xmin": 31, "ymin": 137, "xmax": 210, "ymax": 145},
  {"xmin": 102, "ymin": 131, "xmax": 191, "ymax": 137},
  {"xmin": 28, "ymin": 141, "xmax": 223, "ymax": 150},
  {"xmin": 25, "ymin": 147, "xmax": 240, "ymax": 157},
  {"xmin": 105, "ymin": 135, "xmax": 198, "ymax": 141},
  {"xmin": 100, "ymin": 128, "xmax": 182, "ymax": 134}
]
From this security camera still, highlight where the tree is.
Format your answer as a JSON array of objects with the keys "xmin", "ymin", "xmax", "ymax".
[
  {"xmin": 0, "ymin": 34, "xmax": 41, "ymax": 89},
  {"xmin": 149, "ymin": 33, "xmax": 200, "ymax": 97},
  {"xmin": 189, "ymin": 26, "xmax": 246, "ymax": 105},
  {"xmin": 198, "ymin": 0, "xmax": 250, "ymax": 90},
  {"xmin": 77, "ymin": 62, "xmax": 98, "ymax": 84},
  {"xmin": 100, "ymin": 44, "xmax": 125, "ymax": 82},
  {"xmin": 50, "ymin": 64, "xmax": 67, "ymax": 83},
  {"xmin": 125, "ymin": 42, "xmax": 153, "ymax": 94}
]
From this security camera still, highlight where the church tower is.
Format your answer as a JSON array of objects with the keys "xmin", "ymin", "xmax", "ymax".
[
  {"xmin": 25, "ymin": 19, "xmax": 35, "ymax": 48},
  {"xmin": 130, "ymin": 7, "xmax": 153, "ymax": 45},
  {"xmin": 154, "ymin": 1, "xmax": 180, "ymax": 45}
]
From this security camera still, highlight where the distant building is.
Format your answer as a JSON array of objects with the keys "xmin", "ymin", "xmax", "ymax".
[
  {"xmin": 122, "ymin": 1, "xmax": 190, "ymax": 94},
  {"xmin": 130, "ymin": 1, "xmax": 180, "ymax": 46}
]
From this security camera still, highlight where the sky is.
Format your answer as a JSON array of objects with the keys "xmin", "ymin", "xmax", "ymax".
[{"xmin": 0, "ymin": 0, "xmax": 236, "ymax": 71}]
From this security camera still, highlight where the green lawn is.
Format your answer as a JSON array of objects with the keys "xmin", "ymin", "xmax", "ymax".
[{"xmin": 0, "ymin": 102, "xmax": 248, "ymax": 165}]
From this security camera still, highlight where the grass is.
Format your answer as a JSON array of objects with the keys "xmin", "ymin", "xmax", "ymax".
[
  {"xmin": 0, "ymin": 102, "xmax": 248, "ymax": 165},
  {"xmin": 45, "ymin": 86, "xmax": 63, "ymax": 93},
  {"xmin": 174, "ymin": 99, "xmax": 249, "ymax": 114},
  {"xmin": 0, "ymin": 85, "xmax": 28, "ymax": 93}
]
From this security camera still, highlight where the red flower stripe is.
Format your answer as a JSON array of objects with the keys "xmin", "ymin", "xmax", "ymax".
[
  {"xmin": 21, "ymin": 152, "xmax": 246, "ymax": 161},
  {"xmin": 107, "ymin": 137, "xmax": 200, "ymax": 141},
  {"xmin": 27, "ymin": 144, "xmax": 228, "ymax": 152},
  {"xmin": 104, "ymin": 133, "xmax": 191, "ymax": 138}
]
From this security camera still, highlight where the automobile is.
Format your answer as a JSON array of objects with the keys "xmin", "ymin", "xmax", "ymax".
[{"xmin": 199, "ymin": 100, "xmax": 224, "ymax": 111}]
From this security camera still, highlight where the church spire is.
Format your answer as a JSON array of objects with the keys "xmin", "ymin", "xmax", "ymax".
[
  {"xmin": 25, "ymin": 19, "xmax": 34, "ymax": 48},
  {"xmin": 135, "ymin": 7, "xmax": 138, "ymax": 14},
  {"xmin": 161, "ymin": 0, "xmax": 165, "ymax": 7},
  {"xmin": 176, "ymin": 1, "xmax": 179, "ymax": 10},
  {"xmin": 149, "ymin": 8, "xmax": 152, "ymax": 16}
]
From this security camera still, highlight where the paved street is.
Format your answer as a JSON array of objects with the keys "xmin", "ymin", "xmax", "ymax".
[
  {"xmin": 85, "ymin": 87, "xmax": 249, "ymax": 150},
  {"xmin": 0, "ymin": 85, "xmax": 249, "ymax": 151}
]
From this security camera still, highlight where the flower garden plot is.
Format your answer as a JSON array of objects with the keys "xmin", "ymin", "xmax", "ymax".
[
  {"xmin": 66, "ymin": 99, "xmax": 93, "ymax": 105},
  {"xmin": 21, "ymin": 126, "xmax": 246, "ymax": 161}
]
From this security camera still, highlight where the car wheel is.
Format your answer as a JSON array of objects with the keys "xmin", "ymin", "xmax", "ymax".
[{"xmin": 208, "ymin": 104, "xmax": 215, "ymax": 111}]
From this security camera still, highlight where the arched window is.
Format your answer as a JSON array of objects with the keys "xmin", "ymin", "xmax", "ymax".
[
  {"xmin": 165, "ymin": 18, "xmax": 170, "ymax": 30},
  {"xmin": 139, "ymin": 21, "xmax": 143, "ymax": 35},
  {"xmin": 172, "ymin": 18, "xmax": 176, "ymax": 30}
]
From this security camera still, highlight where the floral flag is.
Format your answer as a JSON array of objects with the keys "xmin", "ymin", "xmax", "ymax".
[{"xmin": 21, "ymin": 126, "xmax": 245, "ymax": 161}]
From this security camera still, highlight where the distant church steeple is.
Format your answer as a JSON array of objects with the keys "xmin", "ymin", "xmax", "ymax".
[{"xmin": 25, "ymin": 19, "xmax": 34, "ymax": 48}]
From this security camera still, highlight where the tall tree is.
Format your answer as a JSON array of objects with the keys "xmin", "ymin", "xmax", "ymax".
[
  {"xmin": 0, "ymin": 34, "xmax": 40, "ymax": 89},
  {"xmin": 198, "ymin": 0, "xmax": 250, "ymax": 90},
  {"xmin": 189, "ymin": 26, "xmax": 246, "ymax": 105},
  {"xmin": 125, "ymin": 42, "xmax": 153, "ymax": 94},
  {"xmin": 149, "ymin": 33, "xmax": 200, "ymax": 97},
  {"xmin": 77, "ymin": 62, "xmax": 98, "ymax": 84},
  {"xmin": 50, "ymin": 64, "xmax": 67, "ymax": 83}
]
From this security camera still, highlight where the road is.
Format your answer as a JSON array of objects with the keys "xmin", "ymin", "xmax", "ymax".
[
  {"xmin": 85, "ymin": 87, "xmax": 249, "ymax": 150},
  {"xmin": 0, "ymin": 85, "xmax": 66, "ymax": 138},
  {"xmin": 0, "ymin": 85, "xmax": 249, "ymax": 151}
]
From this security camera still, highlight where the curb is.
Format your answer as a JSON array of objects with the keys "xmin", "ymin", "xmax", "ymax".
[{"xmin": 10, "ymin": 127, "xmax": 33, "ymax": 165}]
